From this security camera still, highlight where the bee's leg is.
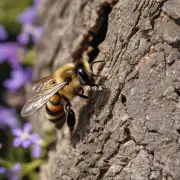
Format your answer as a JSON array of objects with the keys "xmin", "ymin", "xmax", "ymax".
[
  {"xmin": 75, "ymin": 87, "xmax": 89, "ymax": 99},
  {"xmin": 92, "ymin": 74, "xmax": 101, "ymax": 77},
  {"xmin": 76, "ymin": 92, "xmax": 89, "ymax": 99},
  {"xmin": 65, "ymin": 101, "xmax": 76, "ymax": 137},
  {"xmin": 63, "ymin": 95, "xmax": 72, "ymax": 106}
]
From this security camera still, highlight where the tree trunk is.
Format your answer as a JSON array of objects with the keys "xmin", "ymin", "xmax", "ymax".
[{"xmin": 33, "ymin": 0, "xmax": 180, "ymax": 179}]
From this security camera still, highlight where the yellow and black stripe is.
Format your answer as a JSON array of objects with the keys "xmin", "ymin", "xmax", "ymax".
[{"xmin": 45, "ymin": 94, "xmax": 66, "ymax": 129}]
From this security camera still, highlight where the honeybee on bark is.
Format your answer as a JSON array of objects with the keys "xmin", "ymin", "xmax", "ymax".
[{"xmin": 21, "ymin": 58, "xmax": 103, "ymax": 137}]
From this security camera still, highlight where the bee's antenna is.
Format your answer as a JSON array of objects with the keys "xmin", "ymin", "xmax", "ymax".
[
  {"xmin": 90, "ymin": 60, "xmax": 105, "ymax": 71},
  {"xmin": 90, "ymin": 60, "xmax": 105, "ymax": 66}
]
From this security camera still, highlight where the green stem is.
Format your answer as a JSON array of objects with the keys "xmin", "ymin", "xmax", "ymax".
[
  {"xmin": 20, "ymin": 159, "xmax": 44, "ymax": 177},
  {"xmin": 0, "ymin": 158, "xmax": 13, "ymax": 169},
  {"xmin": 41, "ymin": 129, "xmax": 54, "ymax": 158}
]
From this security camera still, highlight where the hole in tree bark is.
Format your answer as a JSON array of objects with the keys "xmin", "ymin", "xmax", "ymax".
[
  {"xmin": 176, "ymin": 129, "xmax": 180, "ymax": 134},
  {"xmin": 171, "ymin": 41, "xmax": 180, "ymax": 53},
  {"xmin": 175, "ymin": 18, "xmax": 180, "ymax": 26},
  {"xmin": 174, "ymin": 88, "xmax": 180, "ymax": 96},
  {"xmin": 121, "ymin": 94, "xmax": 127, "ymax": 104},
  {"xmin": 87, "ymin": 3, "xmax": 112, "ymax": 63}
]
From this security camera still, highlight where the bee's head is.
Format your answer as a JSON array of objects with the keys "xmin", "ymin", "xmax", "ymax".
[{"xmin": 76, "ymin": 60, "xmax": 95, "ymax": 85}]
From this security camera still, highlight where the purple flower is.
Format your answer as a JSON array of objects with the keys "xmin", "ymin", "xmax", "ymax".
[
  {"xmin": 12, "ymin": 123, "xmax": 39, "ymax": 148},
  {"xmin": 34, "ymin": 0, "xmax": 40, "ymax": 7},
  {"xmin": 4, "ymin": 69, "xmax": 26, "ymax": 92},
  {"xmin": 0, "ymin": 163, "xmax": 21, "ymax": 180},
  {"xmin": 0, "ymin": 167, "xmax": 6, "ymax": 174},
  {"xmin": 0, "ymin": 24, "xmax": 8, "ymax": 41},
  {"xmin": 3, "ymin": 67, "xmax": 33, "ymax": 92},
  {"xmin": 18, "ymin": 6, "xmax": 37, "ymax": 24},
  {"xmin": 24, "ymin": 67, "xmax": 33, "ymax": 82},
  {"xmin": 10, "ymin": 174, "xmax": 20, "ymax": 180},
  {"xmin": 0, "ymin": 106, "xmax": 19, "ymax": 129},
  {"xmin": 17, "ymin": 0, "xmax": 44, "ymax": 45},
  {"xmin": 12, "ymin": 162, "xmax": 21, "ymax": 174},
  {"xmin": 32, "ymin": 139, "xmax": 43, "ymax": 158},
  {"xmin": 0, "ymin": 42, "xmax": 21, "ymax": 69},
  {"xmin": 17, "ymin": 23, "xmax": 44, "ymax": 45},
  {"xmin": 17, "ymin": 0, "xmax": 39, "ymax": 24},
  {"xmin": 17, "ymin": 0, "xmax": 40, "ymax": 24},
  {"xmin": 10, "ymin": 162, "xmax": 21, "ymax": 180}
]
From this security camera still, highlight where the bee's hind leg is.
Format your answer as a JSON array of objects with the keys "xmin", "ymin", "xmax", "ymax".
[{"xmin": 65, "ymin": 101, "xmax": 76, "ymax": 138}]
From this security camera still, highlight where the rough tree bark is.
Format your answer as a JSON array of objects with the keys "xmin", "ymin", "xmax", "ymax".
[{"xmin": 32, "ymin": 0, "xmax": 180, "ymax": 179}]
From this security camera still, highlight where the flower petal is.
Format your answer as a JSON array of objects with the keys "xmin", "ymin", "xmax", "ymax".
[
  {"xmin": 32, "ymin": 26, "xmax": 44, "ymax": 44},
  {"xmin": 0, "ymin": 107, "xmax": 20, "ymax": 130},
  {"xmin": 0, "ymin": 42, "xmax": 21, "ymax": 69},
  {"xmin": 13, "ymin": 138, "xmax": 22, "ymax": 147},
  {"xmin": 29, "ymin": 134, "xmax": 40, "ymax": 143},
  {"xmin": 10, "ymin": 174, "xmax": 20, "ymax": 180},
  {"xmin": 34, "ymin": 0, "xmax": 40, "ymax": 7},
  {"xmin": 22, "ymin": 139, "xmax": 31, "ymax": 148},
  {"xmin": 24, "ymin": 67, "xmax": 33, "ymax": 82},
  {"xmin": 12, "ymin": 129, "xmax": 22, "ymax": 137},
  {"xmin": 3, "ymin": 69, "xmax": 26, "ymax": 92},
  {"xmin": 13, "ymin": 162, "xmax": 21, "ymax": 174},
  {"xmin": 17, "ymin": 32, "xmax": 29, "ymax": 45},
  {"xmin": 32, "ymin": 144, "xmax": 41, "ymax": 158},
  {"xmin": 0, "ymin": 167, "xmax": 6, "ymax": 174},
  {"xmin": 17, "ymin": 7, "xmax": 37, "ymax": 24},
  {"xmin": 0, "ymin": 24, "xmax": 8, "ymax": 41},
  {"xmin": 23, "ymin": 122, "xmax": 32, "ymax": 133}
]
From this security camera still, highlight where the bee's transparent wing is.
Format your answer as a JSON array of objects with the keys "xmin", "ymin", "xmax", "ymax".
[
  {"xmin": 32, "ymin": 75, "xmax": 55, "ymax": 93},
  {"xmin": 21, "ymin": 81, "xmax": 68, "ymax": 117}
]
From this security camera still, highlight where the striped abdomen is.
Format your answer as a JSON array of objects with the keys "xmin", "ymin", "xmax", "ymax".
[{"xmin": 45, "ymin": 93, "xmax": 66, "ymax": 129}]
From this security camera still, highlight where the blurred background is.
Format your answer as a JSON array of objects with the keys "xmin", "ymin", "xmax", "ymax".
[{"xmin": 0, "ymin": 0, "xmax": 45, "ymax": 179}]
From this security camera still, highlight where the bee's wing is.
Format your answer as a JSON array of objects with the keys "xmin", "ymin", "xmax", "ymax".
[
  {"xmin": 32, "ymin": 75, "xmax": 55, "ymax": 93},
  {"xmin": 21, "ymin": 81, "xmax": 68, "ymax": 117}
]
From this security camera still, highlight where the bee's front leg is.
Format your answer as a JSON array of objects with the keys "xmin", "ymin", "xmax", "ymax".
[{"xmin": 75, "ymin": 87, "xmax": 89, "ymax": 99}]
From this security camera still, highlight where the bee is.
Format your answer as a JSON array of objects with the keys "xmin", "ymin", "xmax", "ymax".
[{"xmin": 21, "ymin": 59, "xmax": 103, "ymax": 137}]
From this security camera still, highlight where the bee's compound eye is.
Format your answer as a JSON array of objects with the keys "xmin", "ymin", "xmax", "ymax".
[
  {"xmin": 78, "ymin": 68, "xmax": 83, "ymax": 73},
  {"xmin": 77, "ymin": 67, "xmax": 89, "ymax": 85}
]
